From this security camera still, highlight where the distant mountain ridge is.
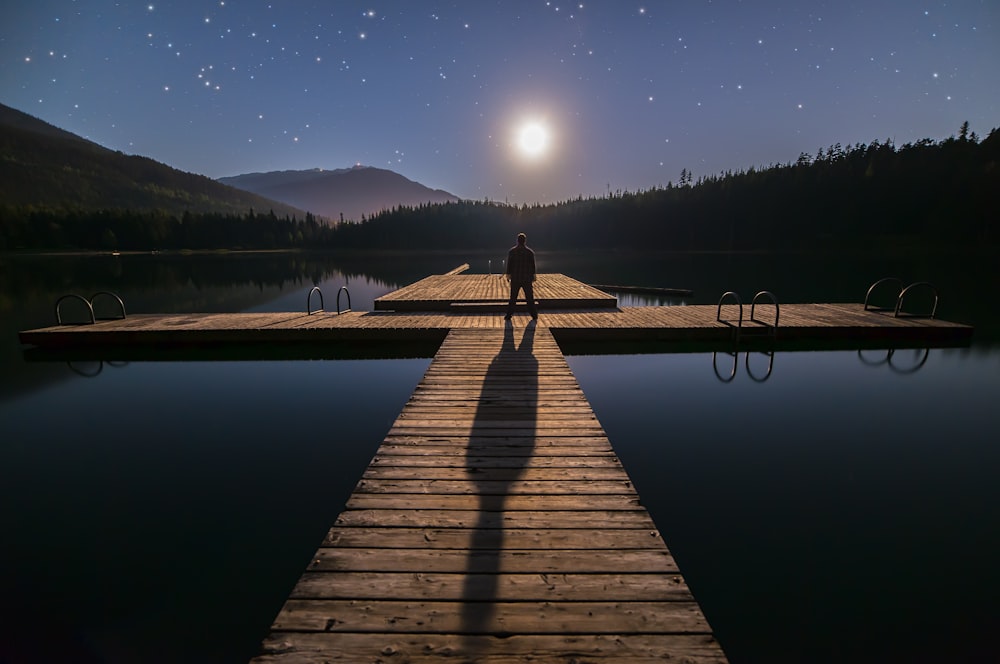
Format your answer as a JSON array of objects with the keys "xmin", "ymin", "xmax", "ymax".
[
  {"xmin": 219, "ymin": 166, "xmax": 461, "ymax": 222},
  {"xmin": 0, "ymin": 102, "xmax": 309, "ymax": 219}
]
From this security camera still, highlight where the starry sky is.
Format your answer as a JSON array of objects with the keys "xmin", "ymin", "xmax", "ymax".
[{"xmin": 2, "ymin": 1, "xmax": 998, "ymax": 204}]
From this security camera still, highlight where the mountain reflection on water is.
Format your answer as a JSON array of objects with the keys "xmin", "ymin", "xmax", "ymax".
[{"xmin": 1, "ymin": 249, "xmax": 998, "ymax": 663}]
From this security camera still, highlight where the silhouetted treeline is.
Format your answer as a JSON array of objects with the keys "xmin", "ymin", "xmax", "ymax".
[
  {"xmin": 0, "ymin": 207, "xmax": 329, "ymax": 251},
  {"xmin": 338, "ymin": 123, "xmax": 999, "ymax": 251},
  {"xmin": 3, "ymin": 123, "xmax": 997, "ymax": 252}
]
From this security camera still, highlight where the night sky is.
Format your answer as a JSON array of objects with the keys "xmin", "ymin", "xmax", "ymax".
[{"xmin": 2, "ymin": 1, "xmax": 998, "ymax": 204}]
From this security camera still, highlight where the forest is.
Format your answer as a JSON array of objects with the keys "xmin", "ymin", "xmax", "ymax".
[{"xmin": 2, "ymin": 123, "xmax": 997, "ymax": 252}]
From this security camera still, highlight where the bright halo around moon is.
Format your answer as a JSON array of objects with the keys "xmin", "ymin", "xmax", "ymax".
[{"xmin": 516, "ymin": 121, "xmax": 551, "ymax": 158}]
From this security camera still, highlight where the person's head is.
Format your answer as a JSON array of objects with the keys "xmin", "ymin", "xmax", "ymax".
[{"xmin": 517, "ymin": 232, "xmax": 526, "ymax": 246}]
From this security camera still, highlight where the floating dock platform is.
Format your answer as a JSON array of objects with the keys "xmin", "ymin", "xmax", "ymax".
[{"xmin": 19, "ymin": 274, "xmax": 972, "ymax": 351}]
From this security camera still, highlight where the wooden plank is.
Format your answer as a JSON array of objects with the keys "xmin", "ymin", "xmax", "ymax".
[
  {"xmin": 345, "ymin": 493, "xmax": 643, "ymax": 511},
  {"xmin": 333, "ymin": 509, "xmax": 657, "ymax": 528},
  {"xmin": 369, "ymin": 454, "xmax": 622, "ymax": 468},
  {"xmin": 304, "ymin": 548, "xmax": 675, "ymax": 573},
  {"xmin": 322, "ymin": 528, "xmax": 667, "ymax": 550},
  {"xmin": 350, "ymin": 479, "xmax": 636, "ymax": 495},
  {"xmin": 361, "ymin": 466, "xmax": 632, "ymax": 481},
  {"xmin": 270, "ymin": 599, "xmax": 706, "ymax": 633},
  {"xmin": 290, "ymin": 572, "xmax": 694, "ymax": 602},
  {"xmin": 254, "ymin": 633, "xmax": 728, "ymax": 663}
]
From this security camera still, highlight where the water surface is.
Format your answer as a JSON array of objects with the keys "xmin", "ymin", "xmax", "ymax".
[{"xmin": 1, "ymin": 250, "xmax": 996, "ymax": 663}]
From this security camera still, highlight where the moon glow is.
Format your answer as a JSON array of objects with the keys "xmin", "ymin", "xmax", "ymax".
[{"xmin": 517, "ymin": 122, "xmax": 550, "ymax": 158}]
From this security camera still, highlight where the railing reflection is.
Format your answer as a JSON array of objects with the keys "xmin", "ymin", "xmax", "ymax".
[
  {"xmin": 66, "ymin": 360, "xmax": 129, "ymax": 378},
  {"xmin": 712, "ymin": 350, "xmax": 775, "ymax": 383},
  {"xmin": 857, "ymin": 348, "xmax": 930, "ymax": 375}
]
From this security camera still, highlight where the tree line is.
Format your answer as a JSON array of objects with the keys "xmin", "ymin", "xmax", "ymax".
[
  {"xmin": 0, "ymin": 207, "xmax": 328, "ymax": 252},
  {"xmin": 2, "ymin": 123, "xmax": 997, "ymax": 252}
]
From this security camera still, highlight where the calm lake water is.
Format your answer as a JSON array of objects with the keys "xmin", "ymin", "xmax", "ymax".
[{"xmin": 1, "ymin": 250, "xmax": 997, "ymax": 664}]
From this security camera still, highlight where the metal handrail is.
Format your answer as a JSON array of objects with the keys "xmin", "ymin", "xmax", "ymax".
[
  {"xmin": 307, "ymin": 286, "xmax": 324, "ymax": 314},
  {"xmin": 716, "ymin": 291, "xmax": 744, "ymax": 342},
  {"xmin": 716, "ymin": 291, "xmax": 744, "ymax": 323},
  {"xmin": 55, "ymin": 294, "xmax": 96, "ymax": 325},
  {"xmin": 337, "ymin": 286, "xmax": 352, "ymax": 314},
  {"xmin": 864, "ymin": 277, "xmax": 904, "ymax": 311},
  {"xmin": 90, "ymin": 291, "xmax": 126, "ymax": 320},
  {"xmin": 750, "ymin": 290, "xmax": 779, "ymax": 337},
  {"xmin": 895, "ymin": 282, "xmax": 938, "ymax": 319}
]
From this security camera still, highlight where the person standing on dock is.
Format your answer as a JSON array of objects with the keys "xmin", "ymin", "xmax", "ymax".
[{"xmin": 504, "ymin": 232, "xmax": 537, "ymax": 320}]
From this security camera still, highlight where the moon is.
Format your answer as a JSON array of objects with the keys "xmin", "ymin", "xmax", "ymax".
[{"xmin": 516, "ymin": 122, "xmax": 550, "ymax": 158}]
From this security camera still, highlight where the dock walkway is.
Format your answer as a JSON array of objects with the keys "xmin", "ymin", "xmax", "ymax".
[
  {"xmin": 18, "ymin": 274, "xmax": 972, "ymax": 351},
  {"xmin": 252, "ymin": 325, "xmax": 727, "ymax": 663}
]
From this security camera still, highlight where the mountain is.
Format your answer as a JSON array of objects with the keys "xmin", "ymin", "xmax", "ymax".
[
  {"xmin": 219, "ymin": 166, "xmax": 461, "ymax": 221},
  {"xmin": 0, "ymin": 103, "xmax": 309, "ymax": 219}
]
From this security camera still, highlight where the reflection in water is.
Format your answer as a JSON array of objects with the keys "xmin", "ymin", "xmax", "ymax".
[
  {"xmin": 461, "ymin": 322, "xmax": 537, "ymax": 651},
  {"xmin": 857, "ymin": 347, "xmax": 930, "ymax": 374},
  {"xmin": 712, "ymin": 350, "xmax": 775, "ymax": 383},
  {"xmin": 65, "ymin": 359, "xmax": 130, "ymax": 378},
  {"xmin": 568, "ymin": 347, "xmax": 1000, "ymax": 663},
  {"xmin": 2, "ymin": 252, "xmax": 462, "ymax": 403},
  {"xmin": 615, "ymin": 292, "xmax": 690, "ymax": 307},
  {"xmin": 0, "ymin": 356, "xmax": 433, "ymax": 663}
]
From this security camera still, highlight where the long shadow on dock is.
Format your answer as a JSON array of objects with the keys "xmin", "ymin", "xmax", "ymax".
[{"xmin": 461, "ymin": 320, "xmax": 537, "ymax": 651}]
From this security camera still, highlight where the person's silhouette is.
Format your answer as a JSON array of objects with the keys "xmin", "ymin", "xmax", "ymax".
[{"xmin": 504, "ymin": 232, "xmax": 537, "ymax": 320}]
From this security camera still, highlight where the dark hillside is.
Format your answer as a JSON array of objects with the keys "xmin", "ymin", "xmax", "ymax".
[
  {"xmin": 0, "ymin": 103, "xmax": 308, "ymax": 219},
  {"xmin": 220, "ymin": 166, "xmax": 460, "ymax": 222}
]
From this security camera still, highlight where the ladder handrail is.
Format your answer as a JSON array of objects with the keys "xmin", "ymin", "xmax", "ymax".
[
  {"xmin": 55, "ymin": 294, "xmax": 96, "ymax": 325},
  {"xmin": 716, "ymin": 291, "xmax": 744, "ymax": 326},
  {"xmin": 90, "ymin": 291, "xmax": 127, "ymax": 320},
  {"xmin": 864, "ymin": 277, "xmax": 904, "ymax": 311},
  {"xmin": 307, "ymin": 286, "xmax": 324, "ymax": 314},
  {"xmin": 337, "ymin": 286, "xmax": 352, "ymax": 314},
  {"xmin": 750, "ymin": 290, "xmax": 779, "ymax": 337},
  {"xmin": 895, "ymin": 281, "xmax": 938, "ymax": 319}
]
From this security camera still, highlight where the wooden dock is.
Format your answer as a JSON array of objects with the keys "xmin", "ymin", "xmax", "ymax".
[
  {"xmin": 252, "ymin": 326, "xmax": 727, "ymax": 663},
  {"xmin": 374, "ymin": 273, "xmax": 618, "ymax": 311},
  {"xmin": 18, "ymin": 274, "xmax": 972, "ymax": 351},
  {"xmin": 16, "ymin": 271, "xmax": 976, "ymax": 661}
]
